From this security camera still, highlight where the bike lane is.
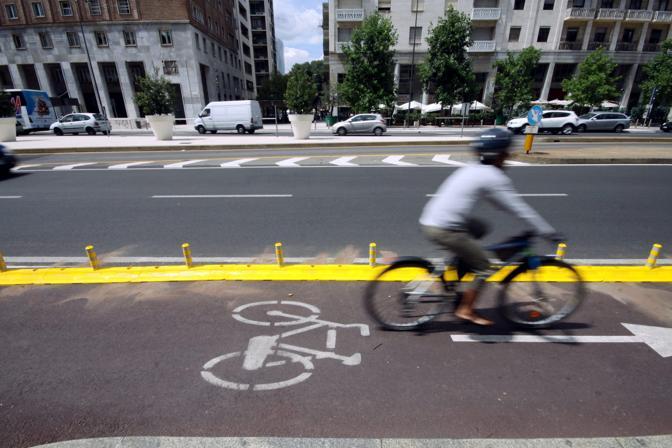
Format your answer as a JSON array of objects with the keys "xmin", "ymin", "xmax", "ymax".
[{"xmin": 0, "ymin": 281, "xmax": 670, "ymax": 447}]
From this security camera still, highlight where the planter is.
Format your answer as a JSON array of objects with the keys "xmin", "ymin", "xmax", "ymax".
[
  {"xmin": 145, "ymin": 114, "xmax": 175, "ymax": 140},
  {"xmin": 288, "ymin": 114, "xmax": 313, "ymax": 139},
  {"xmin": 0, "ymin": 117, "xmax": 16, "ymax": 142},
  {"xmin": 325, "ymin": 115, "xmax": 336, "ymax": 127}
]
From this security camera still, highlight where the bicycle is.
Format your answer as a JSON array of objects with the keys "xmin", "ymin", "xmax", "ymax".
[{"xmin": 364, "ymin": 232, "xmax": 585, "ymax": 331}]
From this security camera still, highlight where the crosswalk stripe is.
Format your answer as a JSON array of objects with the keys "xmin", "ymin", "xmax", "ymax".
[
  {"xmin": 108, "ymin": 161, "xmax": 152, "ymax": 169},
  {"xmin": 276, "ymin": 157, "xmax": 309, "ymax": 167},
  {"xmin": 164, "ymin": 159, "xmax": 207, "ymax": 168},
  {"xmin": 432, "ymin": 155, "xmax": 467, "ymax": 166},
  {"xmin": 329, "ymin": 156, "xmax": 358, "ymax": 167},
  {"xmin": 382, "ymin": 155, "xmax": 417, "ymax": 166},
  {"xmin": 221, "ymin": 158, "xmax": 258, "ymax": 168},
  {"xmin": 53, "ymin": 162, "xmax": 97, "ymax": 170}
]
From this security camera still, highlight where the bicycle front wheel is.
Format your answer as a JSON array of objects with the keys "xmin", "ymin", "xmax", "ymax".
[
  {"xmin": 498, "ymin": 258, "xmax": 585, "ymax": 328},
  {"xmin": 364, "ymin": 260, "xmax": 451, "ymax": 331}
]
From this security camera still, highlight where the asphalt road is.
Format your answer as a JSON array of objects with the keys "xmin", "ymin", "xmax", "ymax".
[
  {"xmin": 1, "ymin": 164, "xmax": 670, "ymax": 260},
  {"xmin": 1, "ymin": 281, "xmax": 671, "ymax": 447}
]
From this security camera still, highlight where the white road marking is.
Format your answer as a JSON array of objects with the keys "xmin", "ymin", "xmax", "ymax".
[
  {"xmin": 53, "ymin": 162, "xmax": 97, "ymax": 170},
  {"xmin": 0, "ymin": 196, "xmax": 22, "ymax": 199},
  {"xmin": 164, "ymin": 159, "xmax": 207, "ymax": 168},
  {"xmin": 108, "ymin": 161, "xmax": 153, "ymax": 169},
  {"xmin": 382, "ymin": 155, "xmax": 417, "ymax": 166},
  {"xmin": 151, "ymin": 194, "xmax": 293, "ymax": 198},
  {"xmin": 327, "ymin": 329, "xmax": 337, "ymax": 349},
  {"xmin": 432, "ymin": 155, "xmax": 467, "ymax": 166},
  {"xmin": 505, "ymin": 160, "xmax": 531, "ymax": 166},
  {"xmin": 12, "ymin": 164, "xmax": 42, "ymax": 171},
  {"xmin": 329, "ymin": 156, "xmax": 358, "ymax": 167},
  {"xmin": 243, "ymin": 335, "xmax": 279, "ymax": 371},
  {"xmin": 426, "ymin": 193, "xmax": 567, "ymax": 197},
  {"xmin": 221, "ymin": 158, "xmax": 258, "ymax": 168},
  {"xmin": 276, "ymin": 157, "xmax": 309, "ymax": 167}
]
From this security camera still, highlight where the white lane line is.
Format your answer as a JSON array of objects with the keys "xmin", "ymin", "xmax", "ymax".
[
  {"xmin": 432, "ymin": 155, "xmax": 467, "ymax": 166},
  {"xmin": 505, "ymin": 160, "xmax": 531, "ymax": 166},
  {"xmin": 164, "ymin": 159, "xmax": 207, "ymax": 169},
  {"xmin": 12, "ymin": 164, "xmax": 42, "ymax": 171},
  {"xmin": 108, "ymin": 161, "xmax": 153, "ymax": 169},
  {"xmin": 53, "ymin": 162, "xmax": 97, "ymax": 170},
  {"xmin": 382, "ymin": 155, "xmax": 417, "ymax": 166},
  {"xmin": 221, "ymin": 158, "xmax": 258, "ymax": 168},
  {"xmin": 151, "ymin": 194, "xmax": 293, "ymax": 198},
  {"xmin": 426, "ymin": 193, "xmax": 567, "ymax": 197},
  {"xmin": 329, "ymin": 156, "xmax": 358, "ymax": 167},
  {"xmin": 276, "ymin": 157, "xmax": 309, "ymax": 167},
  {"xmin": 0, "ymin": 196, "xmax": 22, "ymax": 199}
]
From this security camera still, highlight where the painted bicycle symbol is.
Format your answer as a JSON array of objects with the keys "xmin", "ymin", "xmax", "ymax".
[{"xmin": 201, "ymin": 300, "xmax": 370, "ymax": 391}]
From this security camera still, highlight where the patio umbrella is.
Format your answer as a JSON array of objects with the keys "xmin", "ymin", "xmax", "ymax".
[
  {"xmin": 601, "ymin": 101, "xmax": 620, "ymax": 109},
  {"xmin": 422, "ymin": 103, "xmax": 443, "ymax": 114},
  {"xmin": 469, "ymin": 100, "xmax": 491, "ymax": 111},
  {"xmin": 395, "ymin": 101, "xmax": 423, "ymax": 111},
  {"xmin": 531, "ymin": 99, "xmax": 549, "ymax": 105},
  {"xmin": 549, "ymin": 99, "xmax": 572, "ymax": 106}
]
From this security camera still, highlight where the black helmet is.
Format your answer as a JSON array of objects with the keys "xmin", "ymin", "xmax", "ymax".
[{"xmin": 472, "ymin": 128, "xmax": 513, "ymax": 164}]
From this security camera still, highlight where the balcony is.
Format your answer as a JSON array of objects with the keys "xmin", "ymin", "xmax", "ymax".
[
  {"xmin": 336, "ymin": 8, "xmax": 364, "ymax": 21},
  {"xmin": 559, "ymin": 40, "xmax": 582, "ymax": 50},
  {"xmin": 653, "ymin": 10, "xmax": 672, "ymax": 22},
  {"xmin": 468, "ymin": 40, "xmax": 496, "ymax": 52},
  {"xmin": 471, "ymin": 8, "xmax": 501, "ymax": 20},
  {"xmin": 336, "ymin": 41, "xmax": 350, "ymax": 52},
  {"xmin": 615, "ymin": 42, "xmax": 637, "ymax": 51},
  {"xmin": 596, "ymin": 8, "xmax": 625, "ymax": 20},
  {"xmin": 625, "ymin": 9, "xmax": 653, "ymax": 21},
  {"xmin": 565, "ymin": 8, "xmax": 596, "ymax": 20},
  {"xmin": 643, "ymin": 42, "xmax": 661, "ymax": 52},
  {"xmin": 587, "ymin": 41, "xmax": 609, "ymax": 50}
]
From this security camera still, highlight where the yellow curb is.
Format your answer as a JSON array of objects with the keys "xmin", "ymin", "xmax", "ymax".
[{"xmin": 1, "ymin": 264, "xmax": 672, "ymax": 286}]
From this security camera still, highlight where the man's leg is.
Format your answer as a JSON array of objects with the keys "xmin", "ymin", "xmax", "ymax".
[{"xmin": 454, "ymin": 272, "xmax": 493, "ymax": 326}]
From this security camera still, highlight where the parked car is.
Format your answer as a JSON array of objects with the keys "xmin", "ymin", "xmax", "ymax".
[
  {"xmin": 50, "ymin": 113, "xmax": 111, "ymax": 135},
  {"xmin": 0, "ymin": 144, "xmax": 17, "ymax": 175},
  {"xmin": 577, "ymin": 112, "xmax": 631, "ymax": 133},
  {"xmin": 332, "ymin": 114, "xmax": 387, "ymax": 136},
  {"xmin": 193, "ymin": 100, "xmax": 263, "ymax": 134},
  {"xmin": 660, "ymin": 121, "xmax": 671, "ymax": 132},
  {"xmin": 507, "ymin": 110, "xmax": 579, "ymax": 135}
]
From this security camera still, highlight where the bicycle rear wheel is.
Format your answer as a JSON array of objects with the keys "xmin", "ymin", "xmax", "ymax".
[
  {"xmin": 498, "ymin": 258, "xmax": 585, "ymax": 327},
  {"xmin": 364, "ymin": 260, "xmax": 451, "ymax": 331}
]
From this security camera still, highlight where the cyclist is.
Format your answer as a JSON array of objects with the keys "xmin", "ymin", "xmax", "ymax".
[{"xmin": 419, "ymin": 128, "xmax": 560, "ymax": 326}]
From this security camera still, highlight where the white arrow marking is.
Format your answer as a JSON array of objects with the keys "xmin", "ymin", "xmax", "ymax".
[
  {"xmin": 329, "ymin": 156, "xmax": 358, "ymax": 167},
  {"xmin": 276, "ymin": 157, "xmax": 308, "ymax": 167},
  {"xmin": 382, "ymin": 155, "xmax": 417, "ymax": 166},
  {"xmin": 53, "ymin": 162, "xmax": 96, "ymax": 170},
  {"xmin": 164, "ymin": 159, "xmax": 206, "ymax": 168},
  {"xmin": 451, "ymin": 323, "xmax": 672, "ymax": 358},
  {"xmin": 108, "ymin": 161, "xmax": 152, "ymax": 169},
  {"xmin": 432, "ymin": 155, "xmax": 467, "ymax": 166},
  {"xmin": 220, "ymin": 158, "xmax": 258, "ymax": 168}
]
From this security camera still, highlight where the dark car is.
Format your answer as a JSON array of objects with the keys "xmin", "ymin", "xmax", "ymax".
[
  {"xmin": 0, "ymin": 144, "xmax": 17, "ymax": 175},
  {"xmin": 661, "ymin": 122, "xmax": 671, "ymax": 133}
]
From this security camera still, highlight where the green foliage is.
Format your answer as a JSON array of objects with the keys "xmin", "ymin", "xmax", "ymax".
[
  {"xmin": 420, "ymin": 6, "xmax": 476, "ymax": 107},
  {"xmin": 257, "ymin": 73, "xmax": 287, "ymax": 102},
  {"xmin": 339, "ymin": 13, "xmax": 398, "ymax": 113},
  {"xmin": 493, "ymin": 47, "xmax": 541, "ymax": 118},
  {"xmin": 134, "ymin": 75, "xmax": 175, "ymax": 116},
  {"xmin": 0, "ymin": 91, "xmax": 15, "ymax": 118},
  {"xmin": 562, "ymin": 48, "xmax": 620, "ymax": 109},
  {"xmin": 284, "ymin": 63, "xmax": 317, "ymax": 114},
  {"xmin": 641, "ymin": 39, "xmax": 672, "ymax": 107}
]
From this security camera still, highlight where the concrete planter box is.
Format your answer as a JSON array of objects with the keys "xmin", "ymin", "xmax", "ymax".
[
  {"xmin": 0, "ymin": 117, "xmax": 16, "ymax": 142},
  {"xmin": 146, "ymin": 114, "xmax": 175, "ymax": 141},
  {"xmin": 288, "ymin": 114, "xmax": 313, "ymax": 140}
]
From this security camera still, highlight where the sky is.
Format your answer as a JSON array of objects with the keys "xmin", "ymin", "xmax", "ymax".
[{"xmin": 274, "ymin": 0, "xmax": 324, "ymax": 73}]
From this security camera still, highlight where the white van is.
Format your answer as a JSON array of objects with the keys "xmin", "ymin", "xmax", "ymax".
[{"xmin": 193, "ymin": 100, "xmax": 263, "ymax": 134}]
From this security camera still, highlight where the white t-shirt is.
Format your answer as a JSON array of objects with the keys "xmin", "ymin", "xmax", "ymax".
[{"xmin": 419, "ymin": 163, "xmax": 555, "ymax": 236}]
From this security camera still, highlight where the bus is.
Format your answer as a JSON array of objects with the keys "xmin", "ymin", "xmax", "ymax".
[{"xmin": 5, "ymin": 89, "xmax": 57, "ymax": 134}]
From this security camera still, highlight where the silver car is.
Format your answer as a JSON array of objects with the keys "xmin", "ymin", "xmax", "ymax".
[
  {"xmin": 332, "ymin": 114, "xmax": 387, "ymax": 136},
  {"xmin": 50, "ymin": 113, "xmax": 111, "ymax": 135},
  {"xmin": 577, "ymin": 112, "xmax": 630, "ymax": 133}
]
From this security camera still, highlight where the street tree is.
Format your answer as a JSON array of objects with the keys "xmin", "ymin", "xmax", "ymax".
[
  {"xmin": 339, "ymin": 13, "xmax": 397, "ymax": 113},
  {"xmin": 641, "ymin": 39, "xmax": 672, "ymax": 119},
  {"xmin": 284, "ymin": 63, "xmax": 317, "ymax": 114},
  {"xmin": 493, "ymin": 47, "xmax": 541, "ymax": 118},
  {"xmin": 562, "ymin": 48, "xmax": 620, "ymax": 110},
  {"xmin": 420, "ymin": 6, "xmax": 476, "ymax": 112},
  {"xmin": 257, "ymin": 73, "xmax": 287, "ymax": 103}
]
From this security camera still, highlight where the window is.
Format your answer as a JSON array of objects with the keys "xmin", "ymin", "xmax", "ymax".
[
  {"xmin": 88, "ymin": 0, "xmax": 102, "ymax": 15},
  {"xmin": 66, "ymin": 31, "xmax": 80, "ymax": 47},
  {"xmin": 202, "ymin": 36, "xmax": 206, "ymax": 52},
  {"xmin": 194, "ymin": 32, "xmax": 200, "ymax": 49},
  {"xmin": 411, "ymin": 0, "xmax": 424, "ymax": 11},
  {"xmin": 630, "ymin": 0, "xmax": 643, "ymax": 8},
  {"xmin": 12, "ymin": 34, "xmax": 25, "ymax": 49},
  {"xmin": 5, "ymin": 4, "xmax": 18, "ymax": 19},
  {"xmin": 621, "ymin": 28, "xmax": 635, "ymax": 43},
  {"xmin": 508, "ymin": 26, "xmax": 521, "ymax": 42},
  {"xmin": 566, "ymin": 27, "xmax": 579, "ymax": 42},
  {"xmin": 60, "ymin": 1, "xmax": 73, "ymax": 16},
  {"xmin": 514, "ymin": 0, "xmax": 525, "ymax": 10},
  {"xmin": 543, "ymin": 0, "xmax": 554, "ymax": 10},
  {"xmin": 117, "ymin": 0, "xmax": 131, "ymax": 15},
  {"xmin": 32, "ymin": 2, "xmax": 45, "ymax": 17},
  {"xmin": 123, "ymin": 30, "xmax": 136, "ymax": 46},
  {"xmin": 163, "ymin": 60, "xmax": 178, "ymax": 75},
  {"xmin": 159, "ymin": 29, "xmax": 173, "ymax": 46},
  {"xmin": 337, "ymin": 27, "xmax": 354, "ymax": 42},
  {"xmin": 94, "ymin": 31, "xmax": 108, "ymax": 47},
  {"xmin": 600, "ymin": 0, "xmax": 614, "ymax": 7},
  {"xmin": 39, "ymin": 32, "xmax": 53, "ymax": 48},
  {"xmin": 211, "ymin": 42, "xmax": 215, "ymax": 55},
  {"xmin": 649, "ymin": 29, "xmax": 662, "ymax": 43},
  {"xmin": 537, "ymin": 27, "xmax": 550, "ymax": 42},
  {"xmin": 571, "ymin": 0, "xmax": 585, "ymax": 6},
  {"xmin": 409, "ymin": 26, "xmax": 422, "ymax": 44},
  {"xmin": 594, "ymin": 27, "xmax": 607, "ymax": 42}
]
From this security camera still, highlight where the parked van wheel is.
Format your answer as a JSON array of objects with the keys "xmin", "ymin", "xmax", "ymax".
[
  {"xmin": 210, "ymin": 130, "xmax": 217, "ymax": 134},
  {"xmin": 196, "ymin": 125, "xmax": 206, "ymax": 134},
  {"xmin": 247, "ymin": 129, "xmax": 255, "ymax": 134},
  {"xmin": 236, "ymin": 125, "xmax": 245, "ymax": 134},
  {"xmin": 86, "ymin": 127, "xmax": 96, "ymax": 135}
]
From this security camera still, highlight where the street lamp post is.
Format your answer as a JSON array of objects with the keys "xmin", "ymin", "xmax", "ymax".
[{"xmin": 75, "ymin": 0, "xmax": 105, "ymax": 116}]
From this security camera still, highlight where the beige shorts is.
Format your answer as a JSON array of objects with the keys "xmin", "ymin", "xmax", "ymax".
[{"xmin": 421, "ymin": 225, "xmax": 491, "ymax": 274}]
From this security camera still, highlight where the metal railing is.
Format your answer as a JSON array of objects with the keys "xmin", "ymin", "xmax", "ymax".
[
  {"xmin": 615, "ymin": 42, "xmax": 637, "ymax": 51},
  {"xmin": 653, "ymin": 10, "xmax": 672, "ymax": 22},
  {"xmin": 596, "ymin": 8, "xmax": 626, "ymax": 19},
  {"xmin": 471, "ymin": 8, "xmax": 501, "ymax": 20},
  {"xmin": 587, "ymin": 41, "xmax": 609, "ymax": 50},
  {"xmin": 468, "ymin": 40, "xmax": 496, "ymax": 52},
  {"xmin": 565, "ymin": 7, "xmax": 596, "ymax": 19},
  {"xmin": 559, "ymin": 40, "xmax": 582, "ymax": 50},
  {"xmin": 642, "ymin": 42, "xmax": 662, "ymax": 52},
  {"xmin": 336, "ymin": 8, "xmax": 364, "ymax": 21},
  {"xmin": 625, "ymin": 9, "xmax": 653, "ymax": 20}
]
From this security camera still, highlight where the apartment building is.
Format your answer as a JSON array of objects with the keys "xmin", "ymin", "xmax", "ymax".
[
  {"xmin": 0, "ymin": 0, "xmax": 249, "ymax": 121},
  {"xmin": 327, "ymin": 0, "xmax": 672, "ymax": 109},
  {"xmin": 250, "ymin": 0, "xmax": 277, "ymax": 88},
  {"xmin": 236, "ymin": 0, "xmax": 258, "ymax": 96}
]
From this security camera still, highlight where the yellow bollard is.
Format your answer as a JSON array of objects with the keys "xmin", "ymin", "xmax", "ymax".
[
  {"xmin": 275, "ymin": 242, "xmax": 284, "ymax": 267},
  {"xmin": 523, "ymin": 134, "xmax": 534, "ymax": 154},
  {"xmin": 646, "ymin": 243, "xmax": 662, "ymax": 268},
  {"xmin": 555, "ymin": 243, "xmax": 567, "ymax": 260},
  {"xmin": 369, "ymin": 242, "xmax": 377, "ymax": 267},
  {"xmin": 85, "ymin": 245, "xmax": 100, "ymax": 270},
  {"xmin": 0, "ymin": 252, "xmax": 6, "ymax": 272},
  {"xmin": 182, "ymin": 243, "xmax": 193, "ymax": 268}
]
